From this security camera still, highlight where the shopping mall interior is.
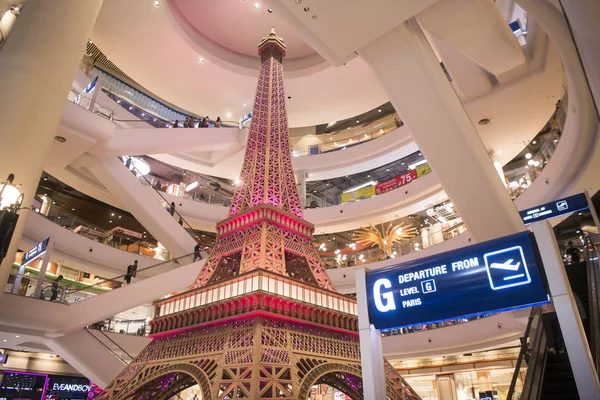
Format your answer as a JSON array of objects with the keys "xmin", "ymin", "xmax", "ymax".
[{"xmin": 0, "ymin": 0, "xmax": 599, "ymax": 399}]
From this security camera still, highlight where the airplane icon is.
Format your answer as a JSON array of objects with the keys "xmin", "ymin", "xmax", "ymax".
[
  {"xmin": 484, "ymin": 246, "xmax": 531, "ymax": 290},
  {"xmin": 490, "ymin": 259, "xmax": 521, "ymax": 272}
]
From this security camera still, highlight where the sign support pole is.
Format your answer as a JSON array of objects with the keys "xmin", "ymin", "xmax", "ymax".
[
  {"xmin": 33, "ymin": 235, "xmax": 55, "ymax": 299},
  {"xmin": 532, "ymin": 220, "xmax": 600, "ymax": 398},
  {"xmin": 356, "ymin": 267, "xmax": 387, "ymax": 400},
  {"xmin": 584, "ymin": 190, "xmax": 600, "ymax": 234}
]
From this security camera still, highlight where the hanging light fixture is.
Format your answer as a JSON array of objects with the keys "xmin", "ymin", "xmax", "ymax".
[{"xmin": 0, "ymin": 174, "xmax": 22, "ymax": 210}]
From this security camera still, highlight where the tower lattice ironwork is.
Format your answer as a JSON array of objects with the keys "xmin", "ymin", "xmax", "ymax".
[{"xmin": 96, "ymin": 29, "xmax": 421, "ymax": 400}]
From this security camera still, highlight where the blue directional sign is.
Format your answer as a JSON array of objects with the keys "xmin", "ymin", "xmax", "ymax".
[
  {"xmin": 21, "ymin": 237, "xmax": 50, "ymax": 267},
  {"xmin": 520, "ymin": 193, "xmax": 589, "ymax": 224},
  {"xmin": 366, "ymin": 232, "xmax": 549, "ymax": 330}
]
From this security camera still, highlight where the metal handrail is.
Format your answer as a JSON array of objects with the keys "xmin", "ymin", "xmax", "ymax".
[
  {"xmin": 85, "ymin": 328, "xmax": 133, "ymax": 364},
  {"xmin": 507, "ymin": 307, "xmax": 542, "ymax": 400},
  {"xmin": 65, "ymin": 252, "xmax": 193, "ymax": 296},
  {"xmin": 129, "ymin": 161, "xmax": 208, "ymax": 247},
  {"xmin": 510, "ymin": 307, "xmax": 546, "ymax": 400},
  {"xmin": 584, "ymin": 234, "xmax": 600, "ymax": 374}
]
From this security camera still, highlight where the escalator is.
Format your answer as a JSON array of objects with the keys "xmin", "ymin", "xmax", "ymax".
[{"xmin": 508, "ymin": 240, "xmax": 600, "ymax": 400}]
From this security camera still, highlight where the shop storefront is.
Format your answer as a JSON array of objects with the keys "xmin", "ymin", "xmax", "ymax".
[{"xmin": 0, "ymin": 371, "xmax": 90, "ymax": 400}]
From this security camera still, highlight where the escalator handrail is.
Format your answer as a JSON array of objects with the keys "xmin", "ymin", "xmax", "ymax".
[
  {"xmin": 65, "ymin": 252, "xmax": 194, "ymax": 296},
  {"xmin": 85, "ymin": 328, "xmax": 133, "ymax": 364},
  {"xmin": 128, "ymin": 161, "xmax": 208, "ymax": 247},
  {"xmin": 95, "ymin": 329, "xmax": 134, "ymax": 362},
  {"xmin": 507, "ymin": 307, "xmax": 544, "ymax": 400},
  {"xmin": 584, "ymin": 234, "xmax": 600, "ymax": 374}
]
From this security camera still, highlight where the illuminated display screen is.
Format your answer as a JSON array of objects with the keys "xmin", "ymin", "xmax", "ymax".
[{"xmin": 366, "ymin": 232, "xmax": 550, "ymax": 330}]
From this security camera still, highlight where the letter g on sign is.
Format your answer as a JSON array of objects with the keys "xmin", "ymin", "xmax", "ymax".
[{"xmin": 373, "ymin": 278, "xmax": 396, "ymax": 312}]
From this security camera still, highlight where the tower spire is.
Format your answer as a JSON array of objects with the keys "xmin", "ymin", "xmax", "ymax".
[{"xmin": 228, "ymin": 28, "xmax": 302, "ymax": 218}]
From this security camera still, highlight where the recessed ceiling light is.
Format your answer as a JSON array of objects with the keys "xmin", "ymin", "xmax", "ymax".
[
  {"xmin": 129, "ymin": 106, "xmax": 133, "ymax": 110},
  {"xmin": 254, "ymin": 3, "xmax": 260, "ymax": 9},
  {"xmin": 226, "ymin": 113, "xmax": 232, "ymax": 118},
  {"xmin": 304, "ymin": 6, "xmax": 310, "ymax": 11},
  {"xmin": 111, "ymin": 213, "xmax": 115, "ymax": 216},
  {"xmin": 268, "ymin": 8, "xmax": 272, "ymax": 13},
  {"xmin": 109, "ymin": 220, "xmax": 112, "ymax": 223},
  {"xmin": 356, "ymin": 120, "xmax": 359, "ymax": 123},
  {"xmin": 378, "ymin": 109, "xmax": 381, "ymax": 112},
  {"xmin": 15, "ymin": 335, "xmax": 19, "ymax": 338},
  {"xmin": 141, "ymin": 113, "xmax": 145, "ymax": 116},
  {"xmin": 2, "ymin": 340, "xmax": 6, "ymax": 342},
  {"xmin": 525, "ymin": 153, "xmax": 532, "ymax": 159},
  {"xmin": 198, "ymin": 57, "xmax": 205, "ymax": 63},
  {"xmin": 153, "ymin": 1, "xmax": 160, "ymax": 7},
  {"xmin": 478, "ymin": 118, "xmax": 490, "ymax": 125}
]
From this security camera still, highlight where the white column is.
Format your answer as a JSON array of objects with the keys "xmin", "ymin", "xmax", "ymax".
[
  {"xmin": 532, "ymin": 220, "xmax": 600, "ymax": 399},
  {"xmin": 359, "ymin": 19, "xmax": 524, "ymax": 242},
  {"xmin": 0, "ymin": 0, "xmax": 104, "ymax": 300},
  {"xmin": 557, "ymin": 0, "xmax": 600, "ymax": 117},
  {"xmin": 296, "ymin": 170, "xmax": 307, "ymax": 209},
  {"xmin": 355, "ymin": 267, "xmax": 387, "ymax": 400}
]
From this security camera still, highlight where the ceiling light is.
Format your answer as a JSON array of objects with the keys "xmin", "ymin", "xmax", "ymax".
[
  {"xmin": 153, "ymin": 118, "xmax": 157, "ymax": 122},
  {"xmin": 243, "ymin": 103, "xmax": 247, "ymax": 107},
  {"xmin": 109, "ymin": 220, "xmax": 112, "ymax": 223},
  {"xmin": 254, "ymin": 3, "xmax": 260, "ymax": 9},
  {"xmin": 268, "ymin": 8, "xmax": 272, "ymax": 13},
  {"xmin": 129, "ymin": 106, "xmax": 133, "ymax": 110},
  {"xmin": 2, "ymin": 340, "xmax": 6, "ymax": 342},
  {"xmin": 386, "ymin": 169, "xmax": 390, "ymax": 172},
  {"xmin": 198, "ymin": 57, "xmax": 205, "ymax": 63},
  {"xmin": 111, "ymin": 213, "xmax": 115, "ymax": 216},
  {"xmin": 478, "ymin": 118, "xmax": 490, "ymax": 125},
  {"xmin": 525, "ymin": 153, "xmax": 532, "ymax": 159},
  {"xmin": 356, "ymin": 120, "xmax": 360, "ymax": 124},
  {"xmin": 117, "ymin": 100, "xmax": 121, "ymax": 103},
  {"xmin": 343, "ymin": 181, "xmax": 376, "ymax": 193},
  {"xmin": 304, "ymin": 6, "xmax": 310, "ymax": 11},
  {"xmin": 532, "ymin": 140, "xmax": 537, "ymax": 144},
  {"xmin": 226, "ymin": 113, "xmax": 232, "ymax": 118},
  {"xmin": 408, "ymin": 159, "xmax": 428, "ymax": 170},
  {"xmin": 141, "ymin": 113, "xmax": 145, "ymax": 116},
  {"xmin": 153, "ymin": 1, "xmax": 160, "ymax": 7},
  {"xmin": 378, "ymin": 109, "xmax": 382, "ymax": 112},
  {"xmin": 15, "ymin": 335, "xmax": 19, "ymax": 338},
  {"xmin": 527, "ymin": 160, "xmax": 534, "ymax": 166}
]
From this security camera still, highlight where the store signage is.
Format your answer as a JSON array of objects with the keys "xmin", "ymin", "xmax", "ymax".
[
  {"xmin": 106, "ymin": 226, "xmax": 143, "ymax": 239},
  {"xmin": 51, "ymin": 383, "xmax": 90, "ymax": 392},
  {"xmin": 21, "ymin": 237, "xmax": 50, "ymax": 267},
  {"xmin": 374, "ymin": 163, "xmax": 431, "ymax": 195},
  {"xmin": 520, "ymin": 193, "xmax": 589, "ymax": 224},
  {"xmin": 340, "ymin": 185, "xmax": 376, "ymax": 203},
  {"xmin": 366, "ymin": 231, "xmax": 549, "ymax": 330}
]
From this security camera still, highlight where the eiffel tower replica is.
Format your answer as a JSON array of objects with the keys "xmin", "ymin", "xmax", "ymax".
[{"xmin": 96, "ymin": 29, "xmax": 420, "ymax": 400}]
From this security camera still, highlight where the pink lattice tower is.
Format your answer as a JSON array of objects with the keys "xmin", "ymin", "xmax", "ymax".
[{"xmin": 95, "ymin": 30, "xmax": 420, "ymax": 400}]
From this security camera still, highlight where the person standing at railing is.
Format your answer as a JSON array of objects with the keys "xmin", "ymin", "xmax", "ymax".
[
  {"xmin": 173, "ymin": 120, "xmax": 179, "ymax": 128},
  {"xmin": 565, "ymin": 240, "xmax": 581, "ymax": 263},
  {"xmin": 178, "ymin": 216, "xmax": 183, "ymax": 226},
  {"xmin": 194, "ymin": 243, "xmax": 203, "ymax": 262},
  {"xmin": 50, "ymin": 275, "xmax": 64, "ymax": 301},
  {"xmin": 168, "ymin": 202, "xmax": 176, "ymax": 216},
  {"xmin": 216, "ymin": 117, "xmax": 222, "ymax": 128},
  {"xmin": 125, "ymin": 260, "xmax": 138, "ymax": 284},
  {"xmin": 201, "ymin": 116, "xmax": 210, "ymax": 128}
]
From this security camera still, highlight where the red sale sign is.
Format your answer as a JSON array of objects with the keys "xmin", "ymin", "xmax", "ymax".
[{"xmin": 375, "ymin": 170, "xmax": 418, "ymax": 194}]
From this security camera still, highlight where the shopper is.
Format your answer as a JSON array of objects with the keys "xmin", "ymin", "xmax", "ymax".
[
  {"xmin": 125, "ymin": 260, "xmax": 138, "ymax": 284},
  {"xmin": 178, "ymin": 216, "xmax": 184, "ymax": 226},
  {"xmin": 566, "ymin": 240, "xmax": 580, "ymax": 263},
  {"xmin": 202, "ymin": 116, "xmax": 210, "ymax": 128},
  {"xmin": 50, "ymin": 275, "xmax": 64, "ymax": 301},
  {"xmin": 194, "ymin": 243, "xmax": 203, "ymax": 262},
  {"xmin": 215, "ymin": 117, "xmax": 222, "ymax": 128},
  {"xmin": 173, "ymin": 120, "xmax": 179, "ymax": 128},
  {"xmin": 394, "ymin": 117, "xmax": 402, "ymax": 128},
  {"xmin": 168, "ymin": 202, "xmax": 176, "ymax": 216}
]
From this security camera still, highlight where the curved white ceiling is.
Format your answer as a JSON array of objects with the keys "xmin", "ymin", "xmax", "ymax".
[
  {"xmin": 171, "ymin": 0, "xmax": 316, "ymax": 59},
  {"xmin": 90, "ymin": 0, "xmax": 389, "ymax": 127}
]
